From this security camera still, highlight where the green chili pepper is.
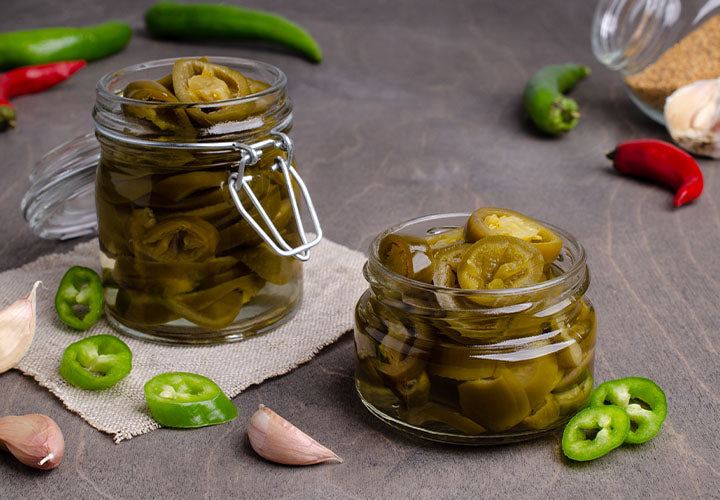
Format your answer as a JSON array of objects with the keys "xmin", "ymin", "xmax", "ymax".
[
  {"xmin": 523, "ymin": 63, "xmax": 590, "ymax": 135},
  {"xmin": 0, "ymin": 21, "xmax": 132, "ymax": 71},
  {"xmin": 589, "ymin": 377, "xmax": 667, "ymax": 444},
  {"xmin": 144, "ymin": 372, "xmax": 238, "ymax": 428},
  {"xmin": 562, "ymin": 405, "xmax": 630, "ymax": 461},
  {"xmin": 144, "ymin": 1, "xmax": 322, "ymax": 63},
  {"xmin": 59, "ymin": 334, "xmax": 132, "ymax": 390},
  {"xmin": 55, "ymin": 266, "xmax": 104, "ymax": 330}
]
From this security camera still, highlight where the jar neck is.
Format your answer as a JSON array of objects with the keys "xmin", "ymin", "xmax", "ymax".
[
  {"xmin": 364, "ymin": 260, "xmax": 590, "ymax": 318},
  {"xmin": 364, "ymin": 219, "xmax": 590, "ymax": 320},
  {"xmin": 93, "ymin": 57, "xmax": 292, "ymax": 144},
  {"xmin": 592, "ymin": 0, "xmax": 683, "ymax": 73}
]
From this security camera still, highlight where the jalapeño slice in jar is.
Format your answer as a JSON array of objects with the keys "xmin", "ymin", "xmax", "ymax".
[
  {"xmin": 457, "ymin": 235, "xmax": 544, "ymax": 291},
  {"xmin": 122, "ymin": 79, "xmax": 194, "ymax": 134},
  {"xmin": 423, "ymin": 226, "xmax": 465, "ymax": 250},
  {"xmin": 457, "ymin": 367, "xmax": 532, "ymax": 432},
  {"xmin": 173, "ymin": 58, "xmax": 250, "ymax": 101},
  {"xmin": 465, "ymin": 207, "xmax": 563, "ymax": 264},
  {"xmin": 171, "ymin": 58, "xmax": 255, "ymax": 125},
  {"xmin": 144, "ymin": 372, "xmax": 238, "ymax": 428},
  {"xmin": 378, "ymin": 233, "xmax": 435, "ymax": 283},
  {"xmin": 432, "ymin": 243, "xmax": 472, "ymax": 288}
]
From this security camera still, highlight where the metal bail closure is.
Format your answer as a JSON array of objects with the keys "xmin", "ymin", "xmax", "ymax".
[{"xmin": 227, "ymin": 132, "xmax": 322, "ymax": 261}]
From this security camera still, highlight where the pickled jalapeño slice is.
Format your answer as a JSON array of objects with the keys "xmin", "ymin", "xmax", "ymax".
[
  {"xmin": 457, "ymin": 235, "xmax": 544, "ymax": 290},
  {"xmin": 465, "ymin": 207, "xmax": 563, "ymax": 264}
]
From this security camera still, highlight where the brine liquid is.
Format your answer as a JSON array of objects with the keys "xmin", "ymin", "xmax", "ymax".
[
  {"xmin": 96, "ymin": 142, "xmax": 302, "ymax": 343},
  {"xmin": 354, "ymin": 290, "xmax": 596, "ymax": 442}
]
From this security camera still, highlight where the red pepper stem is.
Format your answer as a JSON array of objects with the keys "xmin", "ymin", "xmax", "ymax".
[{"xmin": 0, "ymin": 100, "xmax": 16, "ymax": 131}]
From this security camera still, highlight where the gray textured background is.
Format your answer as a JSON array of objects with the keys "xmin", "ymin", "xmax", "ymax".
[{"xmin": 2, "ymin": 0, "xmax": 719, "ymax": 498}]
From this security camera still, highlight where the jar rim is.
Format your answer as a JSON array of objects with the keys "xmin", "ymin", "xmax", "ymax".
[
  {"xmin": 95, "ymin": 56, "xmax": 287, "ymax": 108},
  {"xmin": 366, "ymin": 212, "xmax": 588, "ymax": 300}
]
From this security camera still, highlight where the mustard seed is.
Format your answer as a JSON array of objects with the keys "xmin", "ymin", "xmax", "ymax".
[{"xmin": 626, "ymin": 15, "xmax": 720, "ymax": 111}]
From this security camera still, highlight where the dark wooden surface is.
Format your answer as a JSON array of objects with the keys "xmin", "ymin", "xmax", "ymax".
[{"xmin": 2, "ymin": 0, "xmax": 719, "ymax": 498}]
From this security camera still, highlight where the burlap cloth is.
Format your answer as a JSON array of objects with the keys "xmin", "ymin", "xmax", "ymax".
[{"xmin": 4, "ymin": 237, "xmax": 367, "ymax": 443}]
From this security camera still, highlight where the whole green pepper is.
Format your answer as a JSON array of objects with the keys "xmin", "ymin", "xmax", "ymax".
[
  {"xmin": 523, "ymin": 63, "xmax": 590, "ymax": 135},
  {"xmin": 145, "ymin": 1, "xmax": 322, "ymax": 63},
  {"xmin": 0, "ymin": 21, "xmax": 132, "ymax": 71}
]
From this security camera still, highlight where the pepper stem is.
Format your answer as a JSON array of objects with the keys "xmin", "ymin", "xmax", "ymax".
[
  {"xmin": 548, "ymin": 97, "xmax": 580, "ymax": 134},
  {"xmin": 0, "ymin": 104, "xmax": 16, "ymax": 132}
]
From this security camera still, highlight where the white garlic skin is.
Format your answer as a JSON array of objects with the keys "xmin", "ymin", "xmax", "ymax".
[
  {"xmin": 0, "ymin": 281, "xmax": 41, "ymax": 374},
  {"xmin": 0, "ymin": 414, "xmax": 65, "ymax": 470},
  {"xmin": 248, "ymin": 405, "xmax": 343, "ymax": 466},
  {"xmin": 665, "ymin": 78, "xmax": 720, "ymax": 158}
]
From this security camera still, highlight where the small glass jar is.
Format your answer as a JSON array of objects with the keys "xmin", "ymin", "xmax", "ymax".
[
  {"xmin": 354, "ymin": 214, "xmax": 596, "ymax": 444},
  {"xmin": 22, "ymin": 57, "xmax": 322, "ymax": 344},
  {"xmin": 592, "ymin": 0, "xmax": 720, "ymax": 124}
]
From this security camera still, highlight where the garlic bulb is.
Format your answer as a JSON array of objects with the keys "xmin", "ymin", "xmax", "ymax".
[
  {"xmin": 0, "ymin": 414, "xmax": 65, "ymax": 469},
  {"xmin": 0, "ymin": 281, "xmax": 41, "ymax": 374},
  {"xmin": 248, "ymin": 405, "xmax": 343, "ymax": 465},
  {"xmin": 664, "ymin": 78, "xmax": 720, "ymax": 158}
]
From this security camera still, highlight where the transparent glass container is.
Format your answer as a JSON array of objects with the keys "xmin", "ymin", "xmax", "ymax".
[
  {"xmin": 22, "ymin": 57, "xmax": 322, "ymax": 344},
  {"xmin": 354, "ymin": 214, "xmax": 596, "ymax": 444},
  {"xmin": 592, "ymin": 0, "xmax": 720, "ymax": 124}
]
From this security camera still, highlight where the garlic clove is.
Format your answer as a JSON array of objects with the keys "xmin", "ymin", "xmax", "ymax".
[
  {"xmin": 665, "ymin": 79, "xmax": 715, "ymax": 130},
  {"xmin": 0, "ymin": 281, "xmax": 41, "ymax": 374},
  {"xmin": 664, "ymin": 78, "xmax": 720, "ymax": 158},
  {"xmin": 0, "ymin": 414, "xmax": 65, "ymax": 470},
  {"xmin": 248, "ymin": 405, "xmax": 343, "ymax": 466}
]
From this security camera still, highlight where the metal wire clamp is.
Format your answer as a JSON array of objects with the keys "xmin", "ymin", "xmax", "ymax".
[{"xmin": 227, "ymin": 132, "xmax": 322, "ymax": 261}]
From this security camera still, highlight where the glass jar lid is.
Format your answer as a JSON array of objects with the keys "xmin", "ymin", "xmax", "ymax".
[{"xmin": 22, "ymin": 132, "xmax": 100, "ymax": 240}]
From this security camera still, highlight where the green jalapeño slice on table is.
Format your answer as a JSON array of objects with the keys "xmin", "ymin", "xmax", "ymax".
[
  {"xmin": 590, "ymin": 377, "xmax": 667, "ymax": 444},
  {"xmin": 55, "ymin": 266, "xmax": 104, "ymax": 330},
  {"xmin": 59, "ymin": 334, "xmax": 132, "ymax": 390},
  {"xmin": 144, "ymin": 372, "xmax": 238, "ymax": 427},
  {"xmin": 562, "ymin": 405, "xmax": 630, "ymax": 461}
]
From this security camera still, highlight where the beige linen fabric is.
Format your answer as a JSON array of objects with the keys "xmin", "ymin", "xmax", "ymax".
[{"xmin": 4, "ymin": 237, "xmax": 367, "ymax": 443}]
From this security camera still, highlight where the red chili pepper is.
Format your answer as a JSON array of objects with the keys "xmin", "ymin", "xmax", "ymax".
[
  {"xmin": 606, "ymin": 139, "xmax": 703, "ymax": 207},
  {"xmin": 0, "ymin": 60, "xmax": 86, "ymax": 131}
]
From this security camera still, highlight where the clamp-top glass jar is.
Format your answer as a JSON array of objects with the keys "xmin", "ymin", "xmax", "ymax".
[
  {"xmin": 23, "ymin": 57, "xmax": 321, "ymax": 344},
  {"xmin": 592, "ymin": 0, "xmax": 720, "ymax": 124},
  {"xmin": 354, "ymin": 214, "xmax": 595, "ymax": 444}
]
